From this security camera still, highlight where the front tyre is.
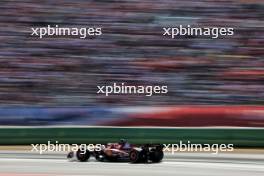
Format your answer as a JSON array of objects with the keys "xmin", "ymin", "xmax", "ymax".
[
  {"xmin": 129, "ymin": 150, "xmax": 140, "ymax": 163},
  {"xmin": 129, "ymin": 149, "xmax": 147, "ymax": 163},
  {"xmin": 94, "ymin": 151, "xmax": 106, "ymax": 162},
  {"xmin": 76, "ymin": 149, "xmax": 90, "ymax": 162},
  {"xmin": 67, "ymin": 151, "xmax": 74, "ymax": 159}
]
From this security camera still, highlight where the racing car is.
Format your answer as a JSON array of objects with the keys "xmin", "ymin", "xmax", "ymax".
[{"xmin": 67, "ymin": 139, "xmax": 164, "ymax": 163}]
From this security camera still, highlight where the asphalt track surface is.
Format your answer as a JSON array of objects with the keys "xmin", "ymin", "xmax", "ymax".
[{"xmin": 0, "ymin": 151, "xmax": 263, "ymax": 176}]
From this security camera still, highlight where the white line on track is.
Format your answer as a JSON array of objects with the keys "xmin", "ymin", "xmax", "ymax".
[{"xmin": 162, "ymin": 161, "xmax": 264, "ymax": 171}]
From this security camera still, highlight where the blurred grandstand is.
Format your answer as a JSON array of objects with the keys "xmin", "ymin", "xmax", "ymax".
[
  {"xmin": 0, "ymin": 0, "xmax": 264, "ymax": 106},
  {"xmin": 0, "ymin": 0, "xmax": 263, "ymax": 107}
]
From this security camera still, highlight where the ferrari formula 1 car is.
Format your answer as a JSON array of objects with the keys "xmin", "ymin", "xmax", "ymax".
[{"xmin": 67, "ymin": 139, "xmax": 164, "ymax": 163}]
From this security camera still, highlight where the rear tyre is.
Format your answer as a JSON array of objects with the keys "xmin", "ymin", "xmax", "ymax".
[
  {"xmin": 76, "ymin": 149, "xmax": 90, "ymax": 162},
  {"xmin": 150, "ymin": 149, "xmax": 164, "ymax": 163}
]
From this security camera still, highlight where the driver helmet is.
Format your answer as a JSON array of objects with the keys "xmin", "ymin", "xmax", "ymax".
[{"xmin": 119, "ymin": 139, "xmax": 127, "ymax": 145}]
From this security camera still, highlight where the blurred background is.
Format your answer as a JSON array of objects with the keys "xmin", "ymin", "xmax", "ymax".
[
  {"xmin": 0, "ymin": 0, "xmax": 263, "ymax": 107},
  {"xmin": 0, "ymin": 0, "xmax": 263, "ymax": 146}
]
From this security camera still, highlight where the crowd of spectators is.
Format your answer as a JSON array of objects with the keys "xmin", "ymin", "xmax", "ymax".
[{"xmin": 0, "ymin": 0, "xmax": 263, "ymax": 106}]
